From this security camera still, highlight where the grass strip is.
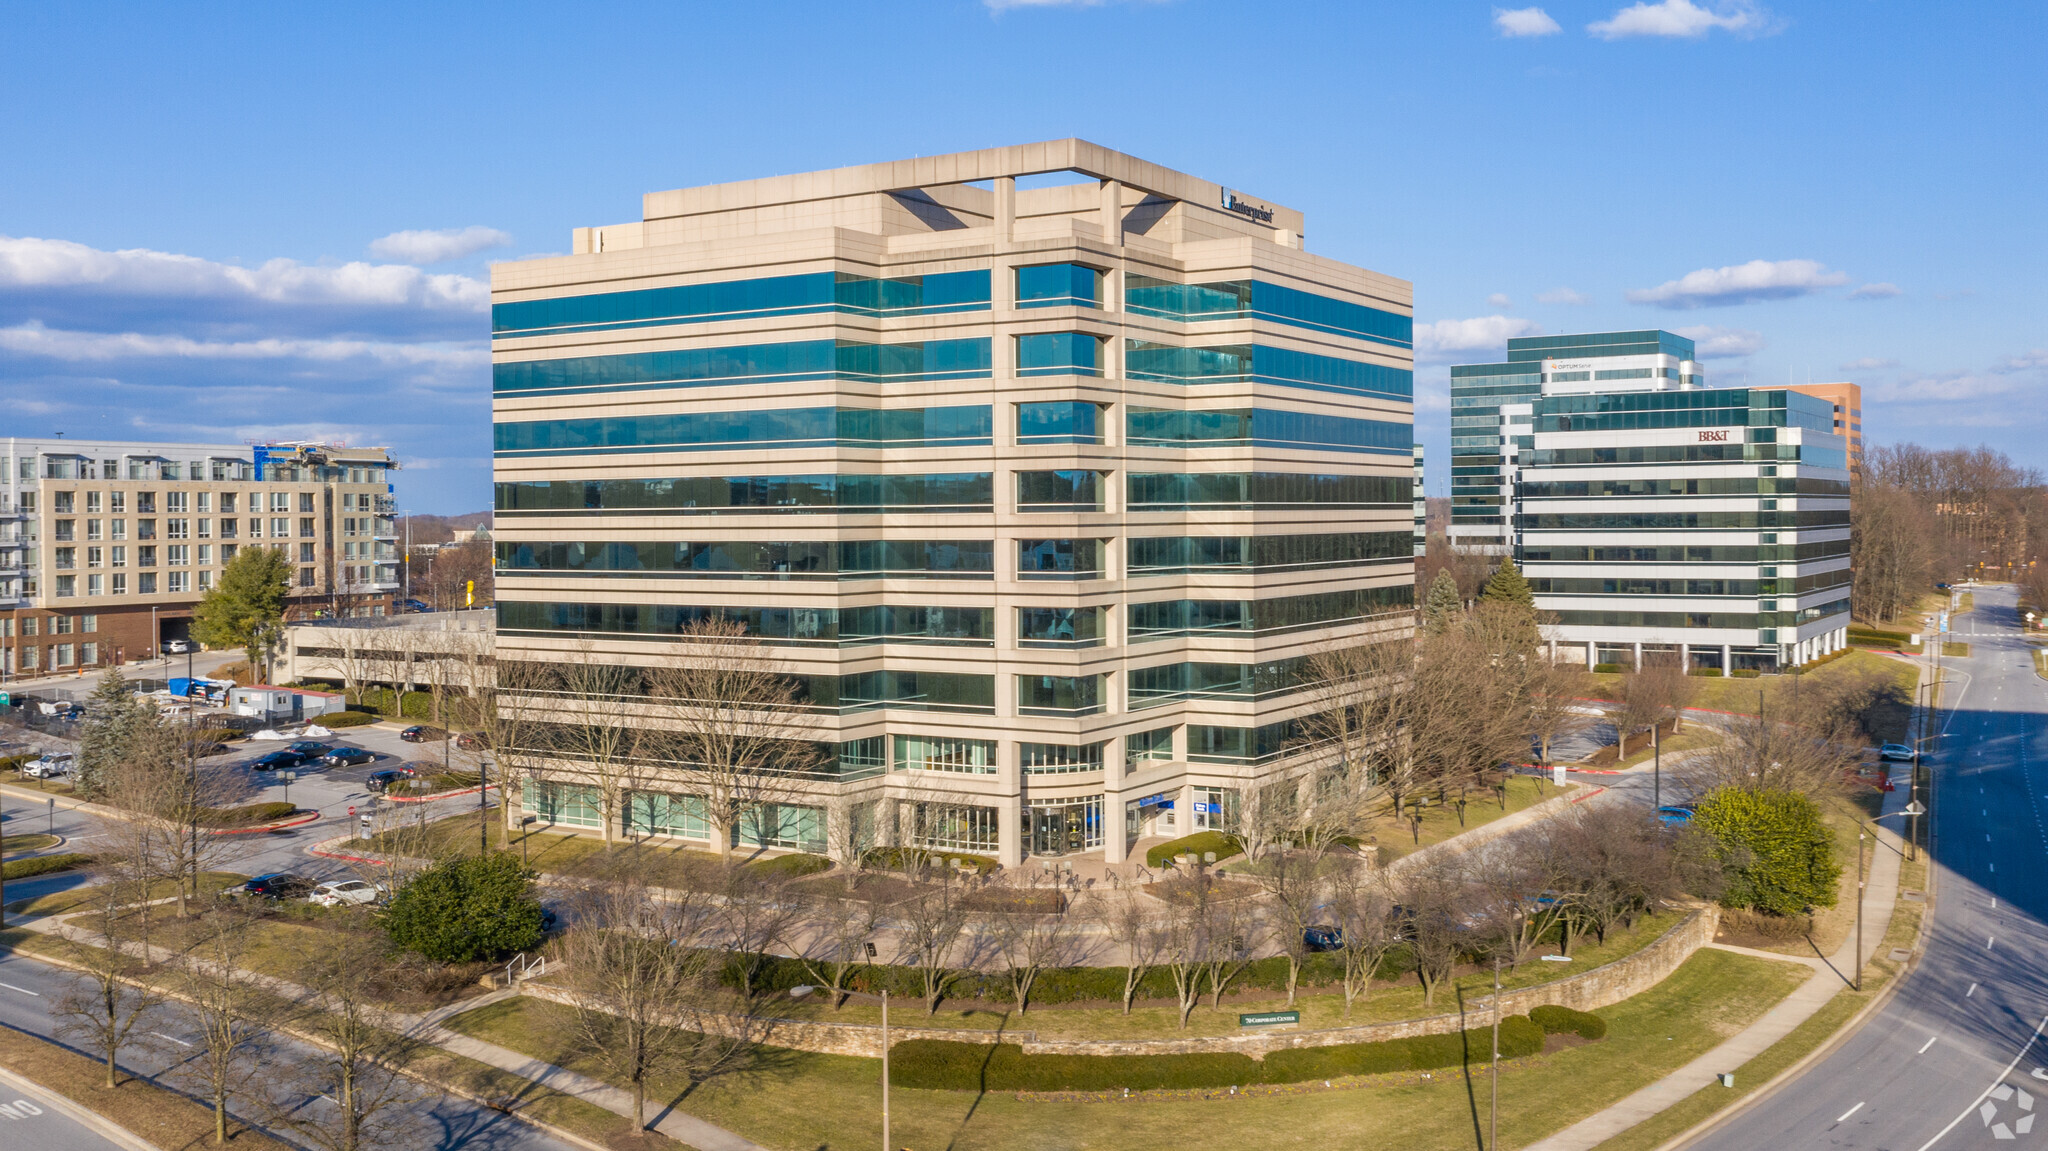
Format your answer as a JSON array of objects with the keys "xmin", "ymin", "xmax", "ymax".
[{"xmin": 3, "ymin": 852, "xmax": 92, "ymax": 881}]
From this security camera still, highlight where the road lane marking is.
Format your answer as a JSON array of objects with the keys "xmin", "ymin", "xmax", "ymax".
[
  {"xmin": 149, "ymin": 1031, "xmax": 192, "ymax": 1047},
  {"xmin": 1838, "ymin": 1101, "xmax": 1867, "ymax": 1122},
  {"xmin": 1923, "ymin": 1037, "xmax": 1941, "ymax": 1054},
  {"xmin": 1970, "ymin": 984, "xmax": 1980, "ymax": 997},
  {"xmin": 0, "ymin": 983, "xmax": 39, "ymax": 996},
  {"xmin": 1918, "ymin": 1014, "xmax": 2048, "ymax": 1150}
]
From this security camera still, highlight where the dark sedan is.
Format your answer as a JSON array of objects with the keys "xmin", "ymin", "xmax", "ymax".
[
  {"xmin": 320, "ymin": 747, "xmax": 375, "ymax": 767},
  {"xmin": 250, "ymin": 749, "xmax": 309, "ymax": 771},
  {"xmin": 399, "ymin": 725, "xmax": 447, "ymax": 743},
  {"xmin": 223, "ymin": 873, "xmax": 316, "ymax": 900},
  {"xmin": 288, "ymin": 741, "xmax": 333, "ymax": 757},
  {"xmin": 366, "ymin": 768, "xmax": 418, "ymax": 792}
]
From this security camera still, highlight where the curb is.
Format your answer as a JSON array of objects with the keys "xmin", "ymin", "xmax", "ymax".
[
  {"xmin": 205, "ymin": 810, "xmax": 323, "ymax": 836},
  {"xmin": 387, "ymin": 783, "xmax": 496, "ymax": 805},
  {"xmin": 0, "ymin": 1058, "xmax": 163, "ymax": 1151}
]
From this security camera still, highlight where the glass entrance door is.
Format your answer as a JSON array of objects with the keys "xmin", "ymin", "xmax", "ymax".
[{"xmin": 1030, "ymin": 808, "xmax": 1071, "ymax": 856}]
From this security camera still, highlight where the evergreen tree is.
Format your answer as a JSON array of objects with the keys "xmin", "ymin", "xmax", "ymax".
[
  {"xmin": 76, "ymin": 667, "xmax": 153, "ymax": 799},
  {"xmin": 1479, "ymin": 557, "xmax": 1536, "ymax": 609},
  {"xmin": 1422, "ymin": 570, "xmax": 1464, "ymax": 633},
  {"xmin": 192, "ymin": 546, "xmax": 292, "ymax": 678}
]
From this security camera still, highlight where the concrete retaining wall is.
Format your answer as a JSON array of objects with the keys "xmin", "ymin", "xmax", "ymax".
[{"xmin": 522, "ymin": 904, "xmax": 1717, "ymax": 1059}]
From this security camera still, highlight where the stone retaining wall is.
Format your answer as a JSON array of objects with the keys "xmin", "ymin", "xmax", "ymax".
[{"xmin": 520, "ymin": 904, "xmax": 1718, "ymax": 1060}]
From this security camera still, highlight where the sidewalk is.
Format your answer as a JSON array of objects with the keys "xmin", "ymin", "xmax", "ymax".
[{"xmin": 1522, "ymin": 680, "xmax": 1921, "ymax": 1150}]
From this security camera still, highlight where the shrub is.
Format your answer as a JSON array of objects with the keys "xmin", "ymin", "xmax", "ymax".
[
  {"xmin": 1731, "ymin": 669, "xmax": 1761, "ymax": 679},
  {"xmin": 1689, "ymin": 668, "xmax": 1724, "ymax": 678},
  {"xmin": 1143, "ymin": 830, "xmax": 1242, "ymax": 869},
  {"xmin": 1530, "ymin": 1005, "xmax": 1608, "ymax": 1041},
  {"xmin": 384, "ymin": 853, "xmax": 545, "ymax": 963},
  {"xmin": 744, "ymin": 852, "xmax": 831, "ymax": 879},
  {"xmin": 321, "ymin": 710, "xmax": 379, "ymax": 729},
  {"xmin": 0, "ymin": 754, "xmax": 34, "ymax": 774},
  {"xmin": 2, "ymin": 852, "xmax": 92, "ymax": 881},
  {"xmin": 1693, "ymin": 787, "xmax": 1840, "ymax": 916},
  {"xmin": 1592, "ymin": 662, "xmax": 1623, "ymax": 674},
  {"xmin": 193, "ymin": 727, "xmax": 240, "ymax": 743},
  {"xmin": 862, "ymin": 846, "xmax": 998, "ymax": 875},
  {"xmin": 198, "ymin": 801, "xmax": 299, "ymax": 827}
]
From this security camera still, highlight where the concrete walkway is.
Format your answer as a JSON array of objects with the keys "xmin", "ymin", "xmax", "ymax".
[{"xmin": 1522, "ymin": 720, "xmax": 1918, "ymax": 1149}]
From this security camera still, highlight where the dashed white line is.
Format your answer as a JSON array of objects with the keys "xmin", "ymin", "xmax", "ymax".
[
  {"xmin": 0, "ymin": 982, "xmax": 40, "ymax": 996},
  {"xmin": 150, "ymin": 1031, "xmax": 192, "ymax": 1048},
  {"xmin": 1838, "ymin": 1101, "xmax": 1867, "ymax": 1123},
  {"xmin": 1920, "ymin": 1036, "xmax": 1940, "ymax": 1054},
  {"xmin": 1988, "ymin": 937, "xmax": 1997, "ymax": 950},
  {"xmin": 1970, "ymin": 983, "xmax": 1980, "ymax": 997}
]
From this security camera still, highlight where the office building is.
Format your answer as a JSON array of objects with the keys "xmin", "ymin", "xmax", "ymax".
[
  {"xmin": 1450, "ymin": 331, "xmax": 1705, "ymax": 553},
  {"xmin": 1755, "ymin": 382, "xmax": 1862, "ymax": 473},
  {"xmin": 491, "ymin": 140, "xmax": 1416, "ymax": 865},
  {"xmin": 1412, "ymin": 445, "xmax": 1427, "ymax": 557},
  {"xmin": 0, "ymin": 438, "xmax": 400, "ymax": 677},
  {"xmin": 1451, "ymin": 332, "xmax": 1852, "ymax": 673}
]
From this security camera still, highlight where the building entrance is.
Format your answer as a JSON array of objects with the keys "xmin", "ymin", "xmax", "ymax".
[{"xmin": 1025, "ymin": 798, "xmax": 1103, "ymax": 856}]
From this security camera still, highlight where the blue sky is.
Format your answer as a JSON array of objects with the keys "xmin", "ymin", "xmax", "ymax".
[{"xmin": 1, "ymin": 0, "xmax": 2041, "ymax": 510}]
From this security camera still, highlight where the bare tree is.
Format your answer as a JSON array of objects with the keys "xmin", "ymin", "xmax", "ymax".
[
  {"xmin": 793, "ymin": 889, "xmax": 883, "ymax": 1008},
  {"xmin": 717, "ymin": 864, "xmax": 806, "ymax": 1009},
  {"xmin": 1201, "ymin": 887, "xmax": 1263, "ymax": 1011},
  {"xmin": 171, "ymin": 906, "xmax": 270, "ymax": 1144},
  {"xmin": 52, "ymin": 867, "xmax": 161, "ymax": 1087},
  {"xmin": 895, "ymin": 868, "xmax": 971, "ymax": 1016},
  {"xmin": 824, "ymin": 794, "xmax": 881, "ymax": 888},
  {"xmin": 268, "ymin": 925, "xmax": 423, "ymax": 1151},
  {"xmin": 1527, "ymin": 660, "xmax": 1595, "ymax": 767},
  {"xmin": 1466, "ymin": 835, "xmax": 1566, "ymax": 971},
  {"xmin": 1553, "ymin": 803, "xmax": 1677, "ymax": 947},
  {"xmin": 1302, "ymin": 636, "xmax": 1416, "ymax": 817},
  {"xmin": 1324, "ymin": 862, "xmax": 1400, "ymax": 1017},
  {"xmin": 1156, "ymin": 876, "xmax": 1212, "ymax": 1030},
  {"xmin": 554, "ymin": 866, "xmax": 746, "ymax": 1129},
  {"xmin": 540, "ymin": 648, "xmax": 651, "ymax": 849},
  {"xmin": 643, "ymin": 619, "xmax": 820, "ymax": 859},
  {"xmin": 992, "ymin": 892, "xmax": 1088, "ymax": 1015},
  {"xmin": 1401, "ymin": 855, "xmax": 1469, "ymax": 1008},
  {"xmin": 1678, "ymin": 709, "xmax": 1861, "ymax": 799},
  {"xmin": 1101, "ymin": 885, "xmax": 1167, "ymax": 1015}
]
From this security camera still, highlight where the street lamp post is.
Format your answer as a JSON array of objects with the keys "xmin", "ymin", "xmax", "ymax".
[{"xmin": 790, "ymin": 984, "xmax": 888, "ymax": 1151}]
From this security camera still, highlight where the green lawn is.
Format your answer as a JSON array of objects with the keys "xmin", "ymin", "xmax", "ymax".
[
  {"xmin": 1370, "ymin": 774, "xmax": 1557, "ymax": 862},
  {"xmin": 447, "ymin": 947, "xmax": 1809, "ymax": 1151},
  {"xmin": 0, "ymin": 833, "xmax": 61, "ymax": 857},
  {"xmin": 1591, "ymin": 650, "xmax": 1919, "ymax": 743}
]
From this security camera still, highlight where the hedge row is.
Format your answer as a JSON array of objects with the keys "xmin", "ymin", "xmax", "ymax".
[
  {"xmin": 0, "ymin": 754, "xmax": 35, "ymax": 773},
  {"xmin": 2, "ymin": 852, "xmax": 92, "ymax": 881},
  {"xmin": 1531, "ymin": 1004, "xmax": 1607, "ymax": 1040},
  {"xmin": 739, "ymin": 950, "xmax": 1413, "ymax": 1005},
  {"xmin": 198, "ymin": 801, "xmax": 300, "ymax": 827},
  {"xmin": 320, "ymin": 710, "xmax": 380, "ymax": 729},
  {"xmin": 889, "ymin": 1015, "xmax": 1552, "ymax": 1091}
]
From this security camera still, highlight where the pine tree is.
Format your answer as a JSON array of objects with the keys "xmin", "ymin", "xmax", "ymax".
[
  {"xmin": 1480, "ymin": 557, "xmax": 1536, "ymax": 609},
  {"xmin": 192, "ymin": 546, "xmax": 292, "ymax": 677},
  {"xmin": 76, "ymin": 667, "xmax": 151, "ymax": 799},
  {"xmin": 1422, "ymin": 570, "xmax": 1464, "ymax": 633}
]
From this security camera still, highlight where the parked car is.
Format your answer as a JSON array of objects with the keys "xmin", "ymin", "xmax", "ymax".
[
  {"xmin": 455, "ymin": 731, "xmax": 485, "ymax": 751},
  {"xmin": 1879, "ymin": 743, "xmax": 1917, "ymax": 762},
  {"xmin": 188, "ymin": 741, "xmax": 230, "ymax": 759},
  {"xmin": 22, "ymin": 752, "xmax": 74, "ymax": 778},
  {"xmin": 403, "ymin": 598, "xmax": 434, "ymax": 613},
  {"xmin": 165, "ymin": 639, "xmax": 193, "ymax": 654},
  {"xmin": 321, "ymin": 747, "xmax": 375, "ymax": 767},
  {"xmin": 308, "ymin": 879, "xmax": 386, "ymax": 907},
  {"xmin": 250, "ymin": 750, "xmax": 309, "ymax": 771},
  {"xmin": 400, "ymin": 725, "xmax": 447, "ymax": 743},
  {"xmin": 1656, "ymin": 805, "xmax": 1696, "ymax": 826},
  {"xmin": 223, "ymin": 873, "xmax": 316, "ymax": 900},
  {"xmin": 1303, "ymin": 924, "xmax": 1344, "ymax": 952},
  {"xmin": 288, "ymin": 741, "xmax": 333, "ymax": 757},
  {"xmin": 365, "ymin": 767, "xmax": 418, "ymax": 792}
]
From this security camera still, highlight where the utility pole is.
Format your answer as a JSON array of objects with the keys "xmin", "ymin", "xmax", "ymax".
[
  {"xmin": 1491, "ymin": 953, "xmax": 1502, "ymax": 1151},
  {"xmin": 1653, "ymin": 722, "xmax": 1661, "ymax": 813},
  {"xmin": 187, "ymin": 643, "xmax": 198, "ymax": 903}
]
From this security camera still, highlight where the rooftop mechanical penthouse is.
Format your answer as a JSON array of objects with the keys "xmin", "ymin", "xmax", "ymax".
[{"xmin": 491, "ymin": 140, "xmax": 1415, "ymax": 866}]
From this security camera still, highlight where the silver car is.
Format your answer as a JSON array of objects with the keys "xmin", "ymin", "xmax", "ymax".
[{"xmin": 307, "ymin": 879, "xmax": 386, "ymax": 907}]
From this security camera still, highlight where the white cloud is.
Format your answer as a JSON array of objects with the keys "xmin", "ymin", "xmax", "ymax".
[
  {"xmin": 1839, "ymin": 357, "xmax": 1898, "ymax": 372},
  {"xmin": 1588, "ymin": 0, "xmax": 1772, "ymax": 39},
  {"xmin": 1536, "ymin": 287, "xmax": 1591, "ymax": 306},
  {"xmin": 1494, "ymin": 7, "xmax": 1562, "ymax": 37},
  {"xmin": 1673, "ymin": 325, "xmax": 1764, "ymax": 358},
  {"xmin": 0, "ymin": 235, "xmax": 487, "ymax": 313},
  {"xmin": 1487, "ymin": 293, "xmax": 1514, "ymax": 309},
  {"xmin": 368, "ymin": 226, "xmax": 511, "ymax": 265},
  {"xmin": 0, "ymin": 321, "xmax": 485, "ymax": 368},
  {"xmin": 1848, "ymin": 281, "xmax": 1902, "ymax": 300},
  {"xmin": 1415, "ymin": 315, "xmax": 1542, "ymax": 362},
  {"xmin": 1627, "ymin": 259, "xmax": 1848, "ymax": 309}
]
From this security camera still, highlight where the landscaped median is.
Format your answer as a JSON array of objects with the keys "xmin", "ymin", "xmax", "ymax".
[{"xmin": 442, "ymin": 947, "xmax": 1812, "ymax": 1151}]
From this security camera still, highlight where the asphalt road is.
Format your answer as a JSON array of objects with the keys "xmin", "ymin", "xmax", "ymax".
[
  {"xmin": 0, "ymin": 949, "xmax": 574, "ymax": 1151},
  {"xmin": 0, "ymin": 1071, "xmax": 133, "ymax": 1151},
  {"xmin": 1692, "ymin": 584, "xmax": 2048, "ymax": 1150}
]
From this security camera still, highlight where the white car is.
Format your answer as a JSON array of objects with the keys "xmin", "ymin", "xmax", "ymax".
[
  {"xmin": 308, "ymin": 879, "xmax": 386, "ymax": 907},
  {"xmin": 165, "ymin": 639, "xmax": 193, "ymax": 654},
  {"xmin": 22, "ymin": 752, "xmax": 74, "ymax": 778}
]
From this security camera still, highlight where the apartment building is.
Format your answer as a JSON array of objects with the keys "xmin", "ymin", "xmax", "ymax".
[
  {"xmin": 1447, "ymin": 332, "xmax": 1851, "ymax": 673},
  {"xmin": 0, "ymin": 438, "xmax": 400, "ymax": 678},
  {"xmin": 491, "ymin": 140, "xmax": 1416, "ymax": 865}
]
